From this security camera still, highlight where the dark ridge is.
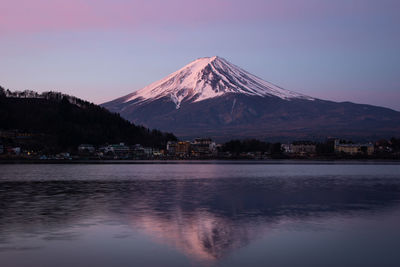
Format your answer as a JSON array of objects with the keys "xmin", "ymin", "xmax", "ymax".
[{"xmin": 0, "ymin": 86, "xmax": 177, "ymax": 152}]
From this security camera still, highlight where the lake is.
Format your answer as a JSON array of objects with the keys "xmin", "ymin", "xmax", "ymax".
[{"xmin": 1, "ymin": 162, "xmax": 400, "ymax": 267}]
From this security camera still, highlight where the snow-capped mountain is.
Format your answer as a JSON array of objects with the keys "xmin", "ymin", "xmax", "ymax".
[
  {"xmin": 120, "ymin": 56, "xmax": 313, "ymax": 109},
  {"xmin": 102, "ymin": 57, "xmax": 400, "ymax": 141}
]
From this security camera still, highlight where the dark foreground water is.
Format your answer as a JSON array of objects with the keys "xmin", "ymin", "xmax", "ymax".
[{"xmin": 1, "ymin": 163, "xmax": 400, "ymax": 267}]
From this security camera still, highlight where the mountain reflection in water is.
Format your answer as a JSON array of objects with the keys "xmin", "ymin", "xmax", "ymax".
[{"xmin": 0, "ymin": 164, "xmax": 400, "ymax": 266}]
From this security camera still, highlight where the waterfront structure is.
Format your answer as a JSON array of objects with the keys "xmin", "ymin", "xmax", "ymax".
[
  {"xmin": 291, "ymin": 141, "xmax": 316, "ymax": 155},
  {"xmin": 334, "ymin": 140, "xmax": 374, "ymax": 155},
  {"xmin": 143, "ymin": 147, "xmax": 153, "ymax": 157},
  {"xmin": 167, "ymin": 138, "xmax": 216, "ymax": 157},
  {"xmin": 191, "ymin": 138, "xmax": 216, "ymax": 157},
  {"xmin": 109, "ymin": 143, "xmax": 130, "ymax": 158},
  {"xmin": 167, "ymin": 141, "xmax": 177, "ymax": 155},
  {"xmin": 78, "ymin": 144, "xmax": 95, "ymax": 154},
  {"xmin": 281, "ymin": 141, "xmax": 316, "ymax": 155},
  {"xmin": 281, "ymin": 144, "xmax": 293, "ymax": 154},
  {"xmin": 176, "ymin": 141, "xmax": 191, "ymax": 157}
]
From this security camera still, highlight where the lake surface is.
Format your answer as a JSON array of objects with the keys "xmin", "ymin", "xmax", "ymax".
[{"xmin": 1, "ymin": 163, "xmax": 400, "ymax": 267}]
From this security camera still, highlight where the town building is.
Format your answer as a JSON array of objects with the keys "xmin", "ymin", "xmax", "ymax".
[
  {"xmin": 109, "ymin": 143, "xmax": 130, "ymax": 158},
  {"xmin": 131, "ymin": 144, "xmax": 144, "ymax": 159},
  {"xmin": 281, "ymin": 141, "xmax": 316, "ymax": 155},
  {"xmin": 167, "ymin": 141, "xmax": 177, "ymax": 155},
  {"xmin": 78, "ymin": 144, "xmax": 95, "ymax": 154},
  {"xmin": 191, "ymin": 138, "xmax": 216, "ymax": 156},
  {"xmin": 334, "ymin": 140, "xmax": 374, "ymax": 155},
  {"xmin": 176, "ymin": 141, "xmax": 191, "ymax": 157},
  {"xmin": 143, "ymin": 147, "xmax": 153, "ymax": 158},
  {"xmin": 281, "ymin": 144, "xmax": 293, "ymax": 154},
  {"xmin": 167, "ymin": 138, "xmax": 216, "ymax": 157},
  {"xmin": 291, "ymin": 141, "xmax": 316, "ymax": 155},
  {"xmin": 152, "ymin": 148, "xmax": 163, "ymax": 157}
]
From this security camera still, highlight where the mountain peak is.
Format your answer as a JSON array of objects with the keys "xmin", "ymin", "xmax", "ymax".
[
  {"xmin": 194, "ymin": 56, "xmax": 219, "ymax": 62},
  {"xmin": 122, "ymin": 56, "xmax": 314, "ymax": 109},
  {"xmin": 102, "ymin": 58, "xmax": 400, "ymax": 141}
]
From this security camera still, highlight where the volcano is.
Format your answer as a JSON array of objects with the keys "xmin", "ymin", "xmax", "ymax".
[{"xmin": 102, "ymin": 56, "xmax": 400, "ymax": 141}]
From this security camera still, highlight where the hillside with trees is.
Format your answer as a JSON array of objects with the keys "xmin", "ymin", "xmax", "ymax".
[{"xmin": 0, "ymin": 86, "xmax": 176, "ymax": 153}]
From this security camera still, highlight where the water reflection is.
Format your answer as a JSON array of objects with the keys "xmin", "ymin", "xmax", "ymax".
[{"xmin": 1, "ymin": 174, "xmax": 400, "ymax": 262}]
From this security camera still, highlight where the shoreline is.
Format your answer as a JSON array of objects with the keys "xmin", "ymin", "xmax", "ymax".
[{"xmin": 1, "ymin": 159, "xmax": 399, "ymax": 165}]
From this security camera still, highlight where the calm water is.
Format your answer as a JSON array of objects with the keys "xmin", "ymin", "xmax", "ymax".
[{"xmin": 1, "ymin": 163, "xmax": 400, "ymax": 267}]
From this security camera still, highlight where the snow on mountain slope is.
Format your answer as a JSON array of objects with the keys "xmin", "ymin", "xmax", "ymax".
[{"xmin": 122, "ymin": 56, "xmax": 314, "ymax": 109}]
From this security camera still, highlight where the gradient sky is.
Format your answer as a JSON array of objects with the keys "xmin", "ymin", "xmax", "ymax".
[{"xmin": 1, "ymin": 0, "xmax": 399, "ymax": 110}]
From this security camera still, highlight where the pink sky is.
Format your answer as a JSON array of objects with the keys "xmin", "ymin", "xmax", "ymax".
[
  {"xmin": 2, "ymin": 0, "xmax": 394, "ymax": 34},
  {"xmin": 1, "ymin": 0, "xmax": 399, "ymax": 110}
]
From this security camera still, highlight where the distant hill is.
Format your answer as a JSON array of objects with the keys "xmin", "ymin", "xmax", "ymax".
[
  {"xmin": 103, "ymin": 56, "xmax": 400, "ymax": 142},
  {"xmin": 0, "ymin": 87, "xmax": 177, "ymax": 152}
]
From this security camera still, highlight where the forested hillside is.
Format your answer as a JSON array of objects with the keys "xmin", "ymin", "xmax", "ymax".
[{"xmin": 0, "ymin": 87, "xmax": 176, "ymax": 152}]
